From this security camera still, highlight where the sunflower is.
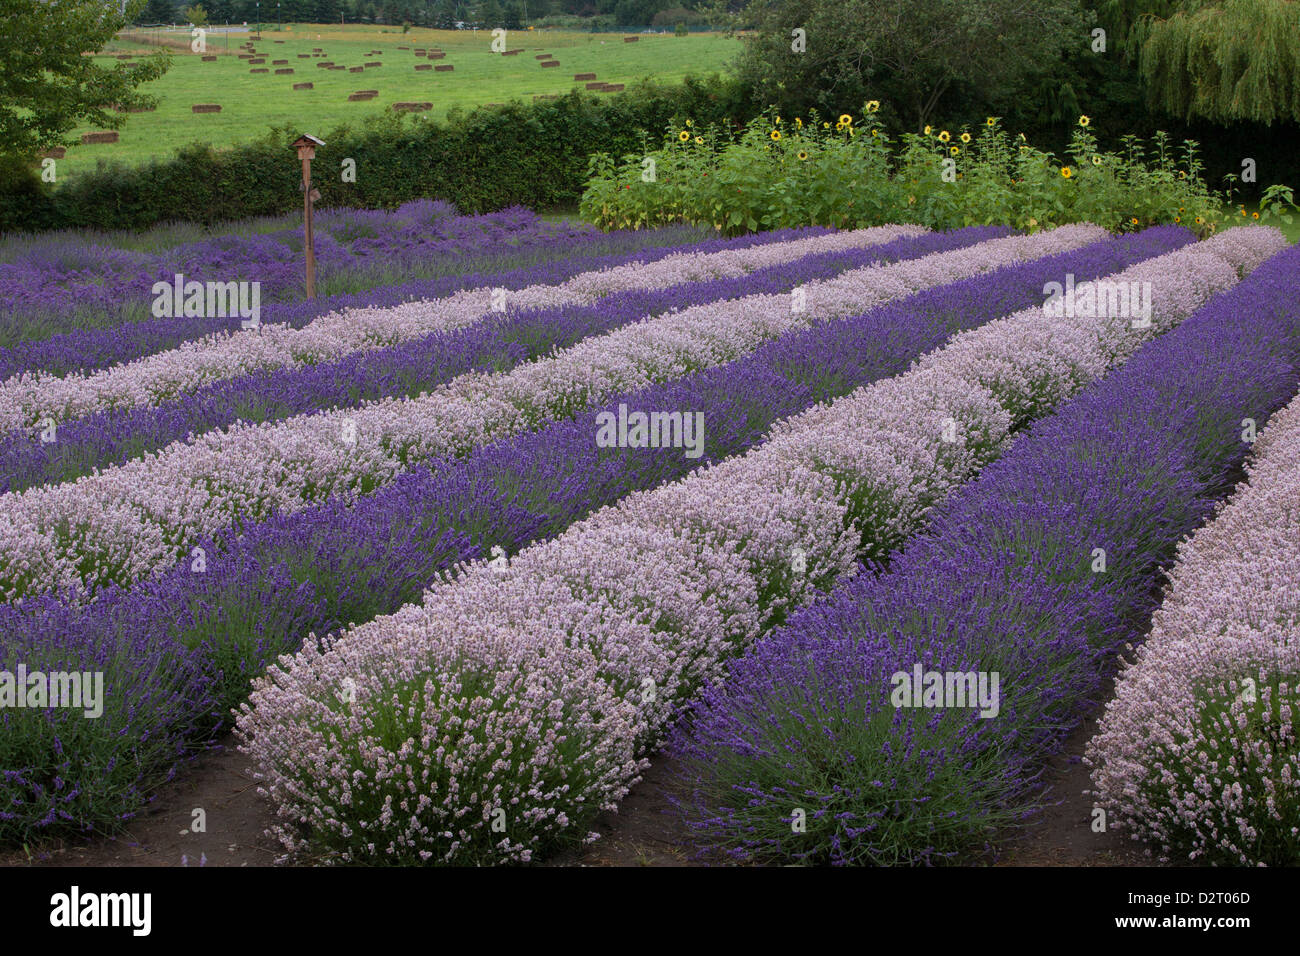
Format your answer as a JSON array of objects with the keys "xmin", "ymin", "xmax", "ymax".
[
  {"xmin": 1130, "ymin": 217, "xmax": 1139, "ymax": 225},
  {"xmin": 839, "ymin": 113, "xmax": 853, "ymax": 125},
  {"xmin": 1174, "ymin": 216, "xmax": 1181, "ymax": 223},
  {"xmin": 960, "ymin": 132, "xmax": 971, "ymax": 143},
  {"xmin": 986, "ymin": 117, "xmax": 996, "ymax": 127},
  {"xmin": 865, "ymin": 101, "xmax": 880, "ymax": 113},
  {"xmin": 823, "ymin": 122, "xmax": 831, "ymax": 129},
  {"xmin": 871, "ymin": 128, "xmax": 879, "ymax": 137},
  {"xmin": 1017, "ymin": 132, "xmax": 1027, "ymax": 141},
  {"xmin": 770, "ymin": 129, "xmax": 782, "ymax": 141},
  {"xmin": 1078, "ymin": 115, "xmax": 1090, "ymax": 127},
  {"xmin": 1178, "ymin": 170, "xmax": 1187, "ymax": 180},
  {"xmin": 1240, "ymin": 207, "xmax": 1248, "ymax": 216},
  {"xmin": 678, "ymin": 131, "xmax": 690, "ymax": 142},
  {"xmin": 774, "ymin": 116, "xmax": 782, "ymax": 125},
  {"xmin": 795, "ymin": 117, "xmax": 803, "ymax": 129},
  {"xmin": 1091, "ymin": 155, "xmax": 1102, "ymax": 166},
  {"xmin": 1060, "ymin": 166, "xmax": 1073, "ymax": 178},
  {"xmin": 938, "ymin": 130, "xmax": 951, "ymax": 143},
  {"xmin": 694, "ymin": 136, "xmax": 704, "ymax": 145},
  {"xmin": 1019, "ymin": 145, "xmax": 1029, "ymax": 152},
  {"xmin": 685, "ymin": 119, "xmax": 693, "ymax": 127},
  {"xmin": 1253, "ymin": 211, "xmax": 1261, "ymax": 220},
  {"xmin": 950, "ymin": 146, "xmax": 960, "ymax": 156},
  {"xmin": 1195, "ymin": 216, "xmax": 1205, "ymax": 225},
  {"xmin": 924, "ymin": 125, "xmax": 932, "ymax": 135},
  {"xmin": 797, "ymin": 150, "xmax": 809, "ymax": 161}
]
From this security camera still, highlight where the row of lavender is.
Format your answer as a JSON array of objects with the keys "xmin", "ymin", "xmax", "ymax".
[
  {"xmin": 233, "ymin": 227, "xmax": 1286, "ymax": 864},
  {"xmin": 4, "ymin": 226, "xmax": 1103, "ymax": 604},
  {"xmin": 671, "ymin": 238, "xmax": 1300, "ymax": 865},
  {"xmin": 1088, "ymin": 378, "xmax": 1300, "ymax": 866},
  {"xmin": 0, "ymin": 225, "xmax": 944, "ymax": 490},
  {"xmin": 0, "ymin": 201, "xmax": 709, "ymax": 355},
  {"xmin": 0, "ymin": 225, "xmax": 1179, "ymax": 842},
  {"xmin": 0, "ymin": 218, "xmax": 812, "ymax": 385}
]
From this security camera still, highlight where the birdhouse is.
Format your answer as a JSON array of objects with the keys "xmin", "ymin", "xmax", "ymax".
[{"xmin": 292, "ymin": 133, "xmax": 324, "ymax": 161}]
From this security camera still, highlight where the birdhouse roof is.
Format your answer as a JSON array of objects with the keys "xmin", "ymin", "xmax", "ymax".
[{"xmin": 292, "ymin": 134, "xmax": 326, "ymax": 147}]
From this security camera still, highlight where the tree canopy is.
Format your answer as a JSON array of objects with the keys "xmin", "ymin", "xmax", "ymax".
[
  {"xmin": 730, "ymin": 0, "xmax": 1086, "ymax": 130},
  {"xmin": 0, "ymin": 0, "xmax": 169, "ymax": 163}
]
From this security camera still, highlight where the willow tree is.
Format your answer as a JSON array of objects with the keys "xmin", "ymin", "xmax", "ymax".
[{"xmin": 1121, "ymin": 0, "xmax": 1300, "ymax": 124}]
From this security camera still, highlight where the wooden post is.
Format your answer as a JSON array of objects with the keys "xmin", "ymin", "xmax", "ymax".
[
  {"xmin": 302, "ymin": 152, "xmax": 314, "ymax": 299},
  {"xmin": 292, "ymin": 135, "xmax": 324, "ymax": 300}
]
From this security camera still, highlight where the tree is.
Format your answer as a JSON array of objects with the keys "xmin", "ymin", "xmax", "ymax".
[
  {"xmin": 0, "ymin": 0, "xmax": 170, "ymax": 162},
  {"xmin": 1136, "ymin": 0, "xmax": 1300, "ymax": 124},
  {"xmin": 143, "ymin": 0, "xmax": 176, "ymax": 21},
  {"xmin": 733, "ymin": 0, "xmax": 1085, "ymax": 130},
  {"xmin": 182, "ymin": 3, "xmax": 210, "ymax": 24},
  {"xmin": 316, "ymin": 0, "xmax": 342, "ymax": 20},
  {"xmin": 504, "ymin": 0, "xmax": 523, "ymax": 28}
]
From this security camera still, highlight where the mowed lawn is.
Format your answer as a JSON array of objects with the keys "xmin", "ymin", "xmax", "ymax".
[{"xmin": 58, "ymin": 25, "xmax": 738, "ymax": 181}]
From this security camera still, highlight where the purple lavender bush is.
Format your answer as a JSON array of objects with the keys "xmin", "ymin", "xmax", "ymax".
[{"xmin": 667, "ymin": 243, "xmax": 1300, "ymax": 865}]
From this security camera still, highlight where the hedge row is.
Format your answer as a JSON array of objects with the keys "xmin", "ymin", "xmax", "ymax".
[{"xmin": 0, "ymin": 75, "xmax": 753, "ymax": 233}]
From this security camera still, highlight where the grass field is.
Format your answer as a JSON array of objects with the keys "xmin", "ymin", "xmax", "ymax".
[{"xmin": 55, "ymin": 24, "xmax": 737, "ymax": 181}]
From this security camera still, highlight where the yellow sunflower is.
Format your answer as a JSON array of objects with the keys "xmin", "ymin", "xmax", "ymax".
[
  {"xmin": 1091, "ymin": 155, "xmax": 1102, "ymax": 166},
  {"xmin": 986, "ymin": 117, "xmax": 996, "ymax": 127},
  {"xmin": 797, "ymin": 150, "xmax": 809, "ymax": 161},
  {"xmin": 795, "ymin": 117, "xmax": 803, "ymax": 129},
  {"xmin": 839, "ymin": 113, "xmax": 853, "ymax": 126},
  {"xmin": 960, "ymin": 132, "xmax": 971, "ymax": 143},
  {"xmin": 1253, "ymin": 211, "xmax": 1261, "ymax": 220},
  {"xmin": 924, "ymin": 125, "xmax": 932, "ymax": 136},
  {"xmin": 1195, "ymin": 216, "xmax": 1205, "ymax": 224},
  {"xmin": 678, "ymin": 131, "xmax": 690, "ymax": 142},
  {"xmin": 938, "ymin": 130, "xmax": 951, "ymax": 143},
  {"xmin": 694, "ymin": 136, "xmax": 704, "ymax": 145},
  {"xmin": 865, "ymin": 101, "xmax": 880, "ymax": 113},
  {"xmin": 950, "ymin": 146, "xmax": 960, "ymax": 156},
  {"xmin": 770, "ymin": 129, "xmax": 782, "ymax": 141},
  {"xmin": 1060, "ymin": 166, "xmax": 1073, "ymax": 179},
  {"xmin": 1078, "ymin": 115, "xmax": 1090, "ymax": 127}
]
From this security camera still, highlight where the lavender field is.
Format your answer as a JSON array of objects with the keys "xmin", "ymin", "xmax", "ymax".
[{"xmin": 1, "ymin": 203, "xmax": 1296, "ymax": 874}]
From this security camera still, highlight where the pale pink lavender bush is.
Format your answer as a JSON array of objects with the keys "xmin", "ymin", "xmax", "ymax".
[
  {"xmin": 0, "ymin": 226, "xmax": 1105, "ymax": 602},
  {"xmin": 1087, "ymin": 390, "xmax": 1300, "ymax": 866},
  {"xmin": 236, "ymin": 227, "xmax": 1279, "ymax": 865},
  {"xmin": 0, "ymin": 227, "xmax": 921, "ymax": 433}
]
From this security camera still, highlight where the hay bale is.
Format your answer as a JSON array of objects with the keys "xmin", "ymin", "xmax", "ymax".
[
  {"xmin": 585, "ymin": 81, "xmax": 606, "ymax": 90},
  {"xmin": 623, "ymin": 36, "xmax": 638, "ymax": 42},
  {"xmin": 502, "ymin": 49, "xmax": 521, "ymax": 56},
  {"xmin": 434, "ymin": 64, "xmax": 453, "ymax": 72},
  {"xmin": 273, "ymin": 59, "xmax": 288, "ymax": 64},
  {"xmin": 249, "ymin": 57, "xmax": 265, "ymax": 63},
  {"xmin": 250, "ymin": 68, "xmax": 269, "ymax": 73},
  {"xmin": 317, "ymin": 61, "xmax": 333, "ymax": 67},
  {"xmin": 364, "ymin": 61, "xmax": 382, "ymax": 68},
  {"xmin": 353, "ymin": 89, "xmax": 378, "ymax": 95},
  {"xmin": 349, "ymin": 66, "xmax": 364, "ymax": 72},
  {"xmin": 81, "ymin": 131, "xmax": 119, "ymax": 144},
  {"xmin": 414, "ymin": 64, "xmax": 432, "ymax": 71},
  {"xmin": 191, "ymin": 104, "xmax": 222, "ymax": 113},
  {"xmin": 391, "ymin": 102, "xmax": 432, "ymax": 112},
  {"xmin": 574, "ymin": 72, "xmax": 596, "ymax": 80},
  {"xmin": 347, "ymin": 92, "xmax": 377, "ymax": 101},
  {"xmin": 540, "ymin": 60, "xmax": 560, "ymax": 67},
  {"xmin": 40, "ymin": 148, "xmax": 66, "ymax": 159},
  {"xmin": 604, "ymin": 83, "xmax": 625, "ymax": 91},
  {"xmin": 293, "ymin": 82, "xmax": 313, "ymax": 90},
  {"xmin": 535, "ymin": 53, "xmax": 552, "ymax": 59},
  {"xmin": 202, "ymin": 55, "xmax": 217, "ymax": 62},
  {"xmin": 427, "ymin": 51, "xmax": 446, "ymax": 59},
  {"xmin": 275, "ymin": 68, "xmax": 294, "ymax": 74}
]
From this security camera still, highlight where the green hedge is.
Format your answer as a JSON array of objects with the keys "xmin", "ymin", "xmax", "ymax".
[{"xmin": 0, "ymin": 75, "xmax": 753, "ymax": 233}]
